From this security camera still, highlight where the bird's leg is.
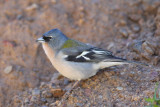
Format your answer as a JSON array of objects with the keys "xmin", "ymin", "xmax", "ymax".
[
  {"xmin": 67, "ymin": 80, "xmax": 80, "ymax": 94},
  {"xmin": 58, "ymin": 80, "xmax": 80, "ymax": 106}
]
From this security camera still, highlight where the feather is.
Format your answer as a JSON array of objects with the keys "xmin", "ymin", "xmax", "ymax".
[{"xmin": 64, "ymin": 47, "xmax": 125, "ymax": 63}]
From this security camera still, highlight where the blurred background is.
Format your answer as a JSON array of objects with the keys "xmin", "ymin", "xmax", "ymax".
[{"xmin": 0, "ymin": 0, "xmax": 160, "ymax": 106}]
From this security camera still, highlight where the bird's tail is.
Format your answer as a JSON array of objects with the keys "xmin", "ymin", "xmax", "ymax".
[
  {"xmin": 125, "ymin": 60, "xmax": 149, "ymax": 66},
  {"xmin": 104, "ymin": 56, "xmax": 149, "ymax": 67},
  {"xmin": 100, "ymin": 56, "xmax": 149, "ymax": 69}
]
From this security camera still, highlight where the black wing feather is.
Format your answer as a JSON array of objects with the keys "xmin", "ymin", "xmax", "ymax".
[{"xmin": 65, "ymin": 47, "xmax": 126, "ymax": 63}]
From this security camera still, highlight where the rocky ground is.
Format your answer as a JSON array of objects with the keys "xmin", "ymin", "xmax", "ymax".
[{"xmin": 0, "ymin": 0, "xmax": 160, "ymax": 107}]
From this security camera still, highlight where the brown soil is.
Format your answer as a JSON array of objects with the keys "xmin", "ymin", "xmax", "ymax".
[{"xmin": 0, "ymin": 0, "xmax": 160, "ymax": 107}]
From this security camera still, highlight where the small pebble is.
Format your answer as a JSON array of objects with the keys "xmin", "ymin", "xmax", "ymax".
[
  {"xmin": 119, "ymin": 19, "xmax": 127, "ymax": 26},
  {"xmin": 24, "ymin": 98, "xmax": 29, "ymax": 104},
  {"xmin": 104, "ymin": 72, "xmax": 112, "ymax": 77},
  {"xmin": 13, "ymin": 96, "xmax": 21, "ymax": 103},
  {"xmin": 155, "ymin": 29, "xmax": 160, "ymax": 35},
  {"xmin": 131, "ymin": 24, "xmax": 140, "ymax": 33},
  {"xmin": 51, "ymin": 73, "xmax": 60, "ymax": 82},
  {"xmin": 65, "ymin": 83, "xmax": 73, "ymax": 91},
  {"xmin": 26, "ymin": 3, "xmax": 39, "ymax": 11},
  {"xmin": 78, "ymin": 18, "xmax": 84, "ymax": 26},
  {"xmin": 16, "ymin": 15, "xmax": 23, "ymax": 20},
  {"xmin": 120, "ymin": 72, "xmax": 125, "ymax": 75},
  {"xmin": 41, "ymin": 105, "xmax": 48, "ymax": 107},
  {"xmin": 50, "ymin": 101, "xmax": 59, "ymax": 106},
  {"xmin": 4, "ymin": 66, "xmax": 13, "ymax": 74},
  {"xmin": 32, "ymin": 89, "xmax": 40, "ymax": 96},
  {"xmin": 26, "ymin": 17, "xmax": 34, "ymax": 22},
  {"xmin": 116, "ymin": 87, "xmax": 123, "ymax": 90},
  {"xmin": 41, "ymin": 98, "xmax": 47, "ymax": 103},
  {"xmin": 119, "ymin": 28, "xmax": 128, "ymax": 38},
  {"xmin": 141, "ymin": 52, "xmax": 151, "ymax": 61},
  {"xmin": 63, "ymin": 79, "xmax": 70, "ymax": 85},
  {"xmin": 128, "ymin": 14, "xmax": 141, "ymax": 22},
  {"xmin": 142, "ymin": 42, "xmax": 154, "ymax": 55},
  {"xmin": 76, "ymin": 103, "xmax": 83, "ymax": 107},
  {"xmin": 98, "ymin": 95, "xmax": 103, "ymax": 99},
  {"xmin": 152, "ymin": 56, "xmax": 159, "ymax": 65},
  {"xmin": 129, "ymin": 40, "xmax": 144, "ymax": 54},
  {"xmin": 107, "ymin": 42, "xmax": 114, "ymax": 50},
  {"xmin": 30, "ymin": 96, "xmax": 37, "ymax": 102},
  {"xmin": 40, "ymin": 82, "xmax": 47, "ymax": 89},
  {"xmin": 42, "ymin": 91, "xmax": 53, "ymax": 98},
  {"xmin": 84, "ymin": 88, "xmax": 91, "ymax": 96},
  {"xmin": 50, "ymin": 88, "xmax": 65, "ymax": 98},
  {"xmin": 49, "ymin": 83, "xmax": 57, "ymax": 89}
]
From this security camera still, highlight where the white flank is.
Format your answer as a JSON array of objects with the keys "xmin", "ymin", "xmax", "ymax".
[{"xmin": 99, "ymin": 62, "xmax": 128, "ymax": 69}]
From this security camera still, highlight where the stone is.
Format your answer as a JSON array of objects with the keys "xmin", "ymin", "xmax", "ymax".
[
  {"xmin": 4, "ymin": 66, "xmax": 13, "ymax": 74},
  {"xmin": 119, "ymin": 19, "xmax": 127, "ymax": 26},
  {"xmin": 129, "ymin": 40, "xmax": 144, "ymax": 54},
  {"xmin": 16, "ymin": 15, "xmax": 23, "ymax": 20},
  {"xmin": 32, "ymin": 89, "xmax": 40, "ymax": 96},
  {"xmin": 63, "ymin": 79, "xmax": 70, "ymax": 85},
  {"xmin": 119, "ymin": 28, "xmax": 128, "ymax": 38},
  {"xmin": 41, "ymin": 106, "xmax": 48, "ymax": 107},
  {"xmin": 98, "ymin": 95, "xmax": 103, "ymax": 99},
  {"xmin": 24, "ymin": 98, "xmax": 29, "ymax": 104},
  {"xmin": 116, "ymin": 87, "xmax": 123, "ymax": 90},
  {"xmin": 76, "ymin": 103, "xmax": 83, "ymax": 106},
  {"xmin": 41, "ymin": 98, "xmax": 47, "ymax": 104},
  {"xmin": 51, "ymin": 73, "xmax": 60, "ymax": 82},
  {"xmin": 152, "ymin": 56, "xmax": 160, "ymax": 65},
  {"xmin": 131, "ymin": 24, "xmax": 140, "ymax": 33},
  {"xmin": 42, "ymin": 91, "xmax": 53, "ymax": 98},
  {"xmin": 142, "ymin": 42, "xmax": 154, "ymax": 55},
  {"xmin": 30, "ymin": 96, "xmax": 37, "ymax": 102},
  {"xmin": 141, "ymin": 52, "xmax": 152, "ymax": 61},
  {"xmin": 128, "ymin": 14, "xmax": 141, "ymax": 22},
  {"xmin": 40, "ymin": 82, "xmax": 47, "ymax": 89},
  {"xmin": 26, "ymin": 3, "xmax": 39, "ymax": 11},
  {"xmin": 50, "ymin": 88, "xmax": 65, "ymax": 98}
]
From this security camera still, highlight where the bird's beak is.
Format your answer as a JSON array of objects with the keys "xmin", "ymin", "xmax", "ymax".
[{"xmin": 36, "ymin": 37, "xmax": 45, "ymax": 43}]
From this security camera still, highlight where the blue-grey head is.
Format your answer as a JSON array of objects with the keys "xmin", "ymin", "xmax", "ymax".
[{"xmin": 36, "ymin": 29, "xmax": 68, "ymax": 50}]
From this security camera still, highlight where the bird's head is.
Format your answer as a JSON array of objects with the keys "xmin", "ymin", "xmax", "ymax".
[{"xmin": 36, "ymin": 29, "xmax": 68, "ymax": 49}]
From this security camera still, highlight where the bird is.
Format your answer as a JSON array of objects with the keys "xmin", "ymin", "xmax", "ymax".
[{"xmin": 36, "ymin": 28, "xmax": 147, "ymax": 105}]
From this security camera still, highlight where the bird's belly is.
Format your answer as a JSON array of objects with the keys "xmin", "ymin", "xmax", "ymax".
[
  {"xmin": 42, "ymin": 43, "xmax": 99, "ymax": 80},
  {"xmin": 52, "ymin": 59, "xmax": 98, "ymax": 80}
]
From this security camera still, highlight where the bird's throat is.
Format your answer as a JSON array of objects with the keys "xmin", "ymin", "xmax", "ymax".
[{"xmin": 42, "ymin": 43, "xmax": 56, "ymax": 61}]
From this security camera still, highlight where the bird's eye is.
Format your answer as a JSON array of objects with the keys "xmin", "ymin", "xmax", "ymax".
[{"xmin": 43, "ymin": 36, "xmax": 52, "ymax": 42}]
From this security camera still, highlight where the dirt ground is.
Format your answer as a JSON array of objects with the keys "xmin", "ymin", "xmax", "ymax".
[{"xmin": 0, "ymin": 0, "xmax": 160, "ymax": 107}]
